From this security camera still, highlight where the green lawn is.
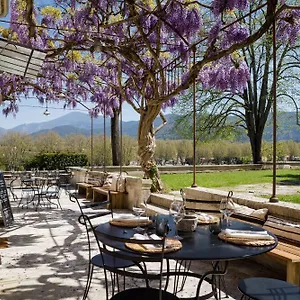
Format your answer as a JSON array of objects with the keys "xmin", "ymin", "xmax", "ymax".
[
  {"xmin": 160, "ymin": 169, "xmax": 300, "ymax": 191},
  {"xmin": 263, "ymin": 194, "xmax": 300, "ymax": 204}
]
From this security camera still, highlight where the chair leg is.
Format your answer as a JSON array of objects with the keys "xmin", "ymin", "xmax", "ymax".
[{"xmin": 83, "ymin": 263, "xmax": 94, "ymax": 300}]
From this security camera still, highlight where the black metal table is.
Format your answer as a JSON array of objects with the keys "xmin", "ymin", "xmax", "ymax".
[{"xmin": 95, "ymin": 217, "xmax": 277, "ymax": 299}]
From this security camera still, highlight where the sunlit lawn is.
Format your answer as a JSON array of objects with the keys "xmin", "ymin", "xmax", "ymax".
[
  {"xmin": 160, "ymin": 169, "xmax": 300, "ymax": 191},
  {"xmin": 262, "ymin": 194, "xmax": 300, "ymax": 204}
]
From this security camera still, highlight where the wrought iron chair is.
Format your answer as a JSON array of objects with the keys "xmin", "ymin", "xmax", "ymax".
[
  {"xmin": 43, "ymin": 181, "xmax": 62, "ymax": 209},
  {"xmin": 96, "ymin": 221, "xmax": 179, "ymax": 300},
  {"xmin": 58, "ymin": 170, "xmax": 74, "ymax": 194},
  {"xmin": 69, "ymin": 193, "xmax": 136, "ymax": 300},
  {"xmin": 238, "ymin": 277, "xmax": 300, "ymax": 300}
]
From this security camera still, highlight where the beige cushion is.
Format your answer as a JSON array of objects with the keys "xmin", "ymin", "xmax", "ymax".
[
  {"xmin": 251, "ymin": 208, "xmax": 268, "ymax": 220},
  {"xmin": 234, "ymin": 204, "xmax": 268, "ymax": 221}
]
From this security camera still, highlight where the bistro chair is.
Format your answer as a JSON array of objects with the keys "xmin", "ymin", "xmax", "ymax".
[
  {"xmin": 58, "ymin": 170, "xmax": 74, "ymax": 194},
  {"xmin": 96, "ymin": 222, "xmax": 179, "ymax": 300},
  {"xmin": 43, "ymin": 181, "xmax": 62, "ymax": 209},
  {"xmin": 238, "ymin": 277, "xmax": 300, "ymax": 300},
  {"xmin": 69, "ymin": 193, "xmax": 136, "ymax": 300}
]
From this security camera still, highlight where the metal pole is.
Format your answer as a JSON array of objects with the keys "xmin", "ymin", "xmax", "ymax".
[
  {"xmin": 270, "ymin": 19, "xmax": 278, "ymax": 203},
  {"xmin": 119, "ymin": 100, "xmax": 123, "ymax": 175},
  {"xmin": 103, "ymin": 108, "xmax": 106, "ymax": 173},
  {"xmin": 192, "ymin": 46, "xmax": 197, "ymax": 188},
  {"xmin": 90, "ymin": 115, "xmax": 94, "ymax": 170}
]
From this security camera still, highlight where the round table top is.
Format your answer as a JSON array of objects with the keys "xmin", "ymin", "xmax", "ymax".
[{"xmin": 95, "ymin": 217, "xmax": 277, "ymax": 261}]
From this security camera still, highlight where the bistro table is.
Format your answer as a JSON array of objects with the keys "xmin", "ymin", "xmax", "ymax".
[{"xmin": 95, "ymin": 217, "xmax": 277, "ymax": 300}]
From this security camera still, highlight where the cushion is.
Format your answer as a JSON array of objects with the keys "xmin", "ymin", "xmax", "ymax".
[
  {"xmin": 232, "ymin": 204, "xmax": 268, "ymax": 225},
  {"xmin": 263, "ymin": 216, "xmax": 300, "ymax": 246},
  {"xmin": 251, "ymin": 208, "xmax": 269, "ymax": 220}
]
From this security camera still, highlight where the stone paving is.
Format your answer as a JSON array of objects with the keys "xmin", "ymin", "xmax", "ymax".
[{"xmin": 0, "ymin": 189, "xmax": 283, "ymax": 300}]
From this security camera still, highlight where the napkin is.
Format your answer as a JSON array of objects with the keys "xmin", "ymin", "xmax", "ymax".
[
  {"xmin": 133, "ymin": 233, "xmax": 162, "ymax": 249},
  {"xmin": 112, "ymin": 215, "xmax": 149, "ymax": 222},
  {"xmin": 198, "ymin": 213, "xmax": 216, "ymax": 221},
  {"xmin": 222, "ymin": 229, "xmax": 274, "ymax": 240}
]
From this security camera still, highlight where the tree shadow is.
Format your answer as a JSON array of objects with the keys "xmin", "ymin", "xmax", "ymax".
[{"xmin": 264, "ymin": 173, "xmax": 300, "ymax": 186}]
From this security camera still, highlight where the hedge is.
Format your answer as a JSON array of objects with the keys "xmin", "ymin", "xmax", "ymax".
[{"xmin": 24, "ymin": 153, "xmax": 88, "ymax": 170}]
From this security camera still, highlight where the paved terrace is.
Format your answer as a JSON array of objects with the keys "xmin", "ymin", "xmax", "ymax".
[{"xmin": 0, "ymin": 189, "xmax": 283, "ymax": 300}]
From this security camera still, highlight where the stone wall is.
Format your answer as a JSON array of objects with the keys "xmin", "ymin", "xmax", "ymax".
[{"xmin": 184, "ymin": 186, "xmax": 300, "ymax": 221}]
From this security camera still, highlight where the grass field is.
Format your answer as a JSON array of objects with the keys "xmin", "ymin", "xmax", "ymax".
[
  {"xmin": 160, "ymin": 169, "xmax": 300, "ymax": 190},
  {"xmin": 160, "ymin": 169, "xmax": 300, "ymax": 203},
  {"xmin": 261, "ymin": 193, "xmax": 300, "ymax": 204}
]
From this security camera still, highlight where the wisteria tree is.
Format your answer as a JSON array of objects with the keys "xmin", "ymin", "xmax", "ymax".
[{"xmin": 0, "ymin": 0, "xmax": 300, "ymax": 190}]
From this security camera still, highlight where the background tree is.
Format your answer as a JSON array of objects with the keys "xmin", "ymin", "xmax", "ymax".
[
  {"xmin": 0, "ymin": 132, "xmax": 33, "ymax": 170},
  {"xmin": 121, "ymin": 136, "xmax": 137, "ymax": 166},
  {"xmin": 174, "ymin": 3, "xmax": 300, "ymax": 164},
  {"xmin": 63, "ymin": 134, "xmax": 88, "ymax": 153},
  {"xmin": 175, "ymin": 140, "xmax": 193, "ymax": 165},
  {"xmin": 34, "ymin": 132, "xmax": 64, "ymax": 153}
]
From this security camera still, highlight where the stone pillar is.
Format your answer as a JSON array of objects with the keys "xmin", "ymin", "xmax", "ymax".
[
  {"xmin": 71, "ymin": 168, "xmax": 87, "ymax": 186},
  {"xmin": 125, "ymin": 176, "xmax": 143, "ymax": 210},
  {"xmin": 124, "ymin": 177, "xmax": 152, "ymax": 210},
  {"xmin": 141, "ymin": 179, "xmax": 152, "ymax": 205}
]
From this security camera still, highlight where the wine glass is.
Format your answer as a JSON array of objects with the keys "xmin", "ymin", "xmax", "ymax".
[
  {"xmin": 219, "ymin": 197, "xmax": 235, "ymax": 227},
  {"xmin": 169, "ymin": 199, "xmax": 185, "ymax": 240},
  {"xmin": 133, "ymin": 202, "xmax": 146, "ymax": 233}
]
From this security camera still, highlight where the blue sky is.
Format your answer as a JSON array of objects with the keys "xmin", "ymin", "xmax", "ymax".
[{"xmin": 0, "ymin": 98, "xmax": 140, "ymax": 129}]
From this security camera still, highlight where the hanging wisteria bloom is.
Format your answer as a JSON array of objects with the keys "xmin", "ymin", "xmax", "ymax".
[
  {"xmin": 277, "ymin": 9, "xmax": 300, "ymax": 46},
  {"xmin": 199, "ymin": 54, "xmax": 250, "ymax": 94}
]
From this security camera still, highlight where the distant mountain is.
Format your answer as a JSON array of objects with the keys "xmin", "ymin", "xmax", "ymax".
[
  {"xmin": 11, "ymin": 112, "xmax": 104, "ymax": 134},
  {"xmin": 4, "ymin": 112, "xmax": 178, "ymax": 139},
  {"xmin": 32, "ymin": 125, "xmax": 91, "ymax": 137},
  {"xmin": 2, "ymin": 111, "xmax": 300, "ymax": 141},
  {"xmin": 0, "ymin": 127, "xmax": 6, "ymax": 137}
]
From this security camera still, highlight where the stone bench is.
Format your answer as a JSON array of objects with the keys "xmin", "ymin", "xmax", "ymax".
[
  {"xmin": 92, "ymin": 187, "xmax": 126, "ymax": 209},
  {"xmin": 265, "ymin": 242, "xmax": 300, "ymax": 285},
  {"xmin": 77, "ymin": 182, "xmax": 94, "ymax": 199}
]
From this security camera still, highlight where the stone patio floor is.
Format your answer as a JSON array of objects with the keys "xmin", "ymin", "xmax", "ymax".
[{"xmin": 0, "ymin": 189, "xmax": 284, "ymax": 300}]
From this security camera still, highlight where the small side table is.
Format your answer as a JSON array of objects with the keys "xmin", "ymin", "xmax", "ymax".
[{"xmin": 238, "ymin": 277, "xmax": 300, "ymax": 300}]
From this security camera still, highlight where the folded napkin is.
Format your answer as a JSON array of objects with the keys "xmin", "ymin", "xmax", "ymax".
[
  {"xmin": 112, "ymin": 215, "xmax": 149, "ymax": 222},
  {"xmin": 198, "ymin": 213, "xmax": 216, "ymax": 221},
  {"xmin": 222, "ymin": 229, "xmax": 273, "ymax": 240},
  {"xmin": 133, "ymin": 233, "xmax": 162, "ymax": 250}
]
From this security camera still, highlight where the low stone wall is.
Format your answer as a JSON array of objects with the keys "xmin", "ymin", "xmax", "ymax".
[{"xmin": 184, "ymin": 186, "xmax": 300, "ymax": 221}]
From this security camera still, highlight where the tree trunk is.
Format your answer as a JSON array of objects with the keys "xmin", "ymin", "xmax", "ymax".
[
  {"xmin": 111, "ymin": 108, "xmax": 120, "ymax": 166},
  {"xmin": 248, "ymin": 130, "xmax": 263, "ymax": 163},
  {"xmin": 138, "ymin": 104, "xmax": 162, "ymax": 192}
]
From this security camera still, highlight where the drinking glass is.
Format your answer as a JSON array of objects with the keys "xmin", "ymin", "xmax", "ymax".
[
  {"xmin": 169, "ymin": 199, "xmax": 185, "ymax": 240},
  {"xmin": 219, "ymin": 198, "xmax": 235, "ymax": 227},
  {"xmin": 133, "ymin": 202, "xmax": 146, "ymax": 233}
]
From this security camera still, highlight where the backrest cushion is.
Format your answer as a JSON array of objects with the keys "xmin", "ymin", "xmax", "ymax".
[
  {"xmin": 263, "ymin": 216, "xmax": 300, "ymax": 246},
  {"xmin": 232, "ymin": 204, "xmax": 268, "ymax": 225}
]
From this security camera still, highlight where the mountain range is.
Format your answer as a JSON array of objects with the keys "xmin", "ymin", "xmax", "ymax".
[
  {"xmin": 0, "ymin": 111, "xmax": 299, "ymax": 141},
  {"xmin": 0, "ymin": 112, "xmax": 179, "ymax": 139}
]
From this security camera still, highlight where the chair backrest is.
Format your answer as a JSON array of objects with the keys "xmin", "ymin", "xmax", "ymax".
[
  {"xmin": 69, "ymin": 193, "xmax": 113, "ymax": 258},
  {"xmin": 93, "ymin": 217, "xmax": 168, "ymax": 300}
]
